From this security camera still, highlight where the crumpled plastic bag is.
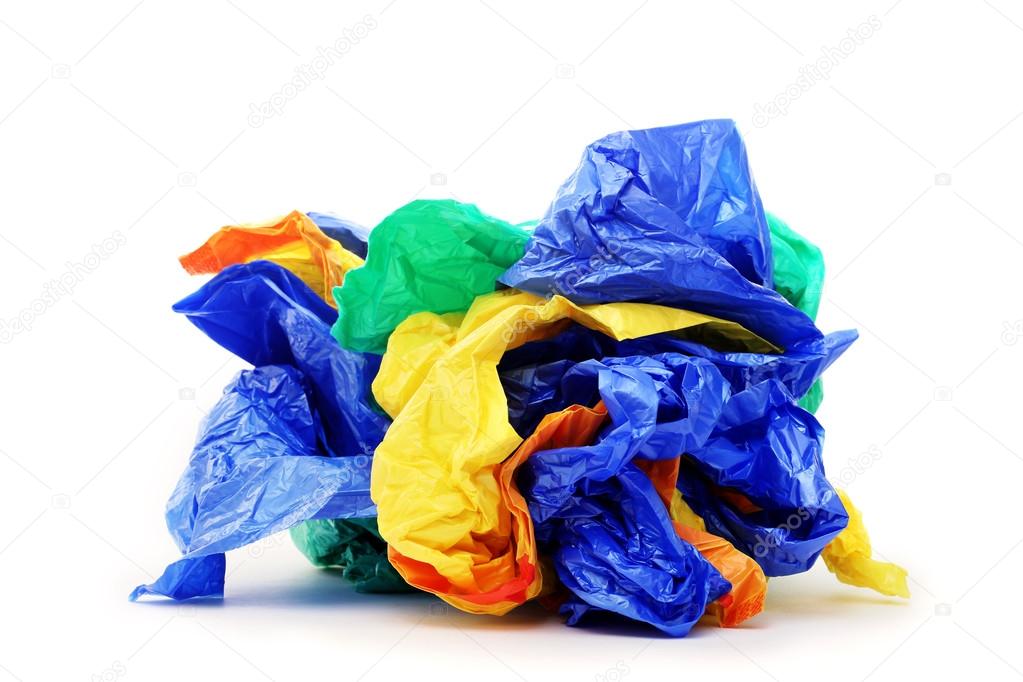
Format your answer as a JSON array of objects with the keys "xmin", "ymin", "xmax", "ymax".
[
  {"xmin": 768, "ymin": 212, "xmax": 824, "ymax": 320},
  {"xmin": 332, "ymin": 199, "xmax": 530, "ymax": 353},
  {"xmin": 511, "ymin": 353, "xmax": 847, "ymax": 578},
  {"xmin": 822, "ymin": 489, "xmax": 910, "ymax": 597},
  {"xmin": 498, "ymin": 325, "xmax": 855, "ymax": 437},
  {"xmin": 134, "ymin": 119, "xmax": 907, "ymax": 633},
  {"xmin": 130, "ymin": 365, "xmax": 375, "ymax": 601},
  {"xmin": 766, "ymin": 212, "xmax": 828, "ymax": 411},
  {"xmin": 370, "ymin": 288, "xmax": 773, "ymax": 624},
  {"xmin": 500, "ymin": 120, "xmax": 821, "ymax": 349},
  {"xmin": 290, "ymin": 517, "xmax": 412, "ymax": 593},
  {"xmin": 179, "ymin": 210, "xmax": 364, "ymax": 305},
  {"xmin": 173, "ymin": 260, "xmax": 389, "ymax": 457},
  {"xmin": 132, "ymin": 261, "xmax": 390, "ymax": 601}
]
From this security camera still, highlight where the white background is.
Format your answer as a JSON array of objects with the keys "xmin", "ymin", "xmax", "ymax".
[{"xmin": 1, "ymin": 1, "xmax": 1021, "ymax": 680}]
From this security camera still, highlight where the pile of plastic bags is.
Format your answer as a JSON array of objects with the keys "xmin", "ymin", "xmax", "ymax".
[{"xmin": 132, "ymin": 119, "xmax": 908, "ymax": 636}]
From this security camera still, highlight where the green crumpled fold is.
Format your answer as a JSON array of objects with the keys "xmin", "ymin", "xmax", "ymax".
[
  {"xmin": 767, "ymin": 212, "xmax": 826, "ymax": 413},
  {"xmin": 290, "ymin": 517, "xmax": 413, "ymax": 593},
  {"xmin": 331, "ymin": 199, "xmax": 531, "ymax": 354}
]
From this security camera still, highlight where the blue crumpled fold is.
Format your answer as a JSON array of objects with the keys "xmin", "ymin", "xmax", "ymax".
[
  {"xmin": 510, "ymin": 352, "xmax": 847, "ymax": 588},
  {"xmin": 499, "ymin": 324, "xmax": 856, "ymax": 438},
  {"xmin": 307, "ymin": 211, "xmax": 371, "ymax": 259},
  {"xmin": 172, "ymin": 260, "xmax": 390, "ymax": 458},
  {"xmin": 131, "ymin": 366, "xmax": 376, "ymax": 601},
  {"xmin": 676, "ymin": 379, "xmax": 848, "ymax": 576},
  {"xmin": 518, "ymin": 357, "xmax": 733, "ymax": 636},
  {"xmin": 131, "ymin": 262, "xmax": 388, "ymax": 601},
  {"xmin": 500, "ymin": 120, "xmax": 822, "ymax": 349}
]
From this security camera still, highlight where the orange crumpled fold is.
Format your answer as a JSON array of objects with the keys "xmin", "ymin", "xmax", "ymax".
[{"xmin": 178, "ymin": 210, "xmax": 363, "ymax": 305}]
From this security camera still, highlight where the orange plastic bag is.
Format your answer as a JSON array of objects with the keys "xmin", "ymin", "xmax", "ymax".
[{"xmin": 179, "ymin": 210, "xmax": 363, "ymax": 305}]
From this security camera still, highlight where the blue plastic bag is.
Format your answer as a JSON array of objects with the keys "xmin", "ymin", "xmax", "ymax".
[
  {"xmin": 512, "ymin": 353, "xmax": 847, "ymax": 582},
  {"xmin": 130, "ymin": 365, "xmax": 376, "ymax": 601},
  {"xmin": 500, "ymin": 120, "xmax": 822, "ymax": 349},
  {"xmin": 172, "ymin": 260, "xmax": 390, "ymax": 457},
  {"xmin": 518, "ymin": 357, "xmax": 734, "ymax": 635},
  {"xmin": 498, "ymin": 325, "xmax": 856, "ymax": 437},
  {"xmin": 132, "ymin": 262, "xmax": 389, "ymax": 601}
]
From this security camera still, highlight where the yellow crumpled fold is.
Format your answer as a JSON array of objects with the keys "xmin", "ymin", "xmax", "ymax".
[
  {"xmin": 370, "ymin": 289, "xmax": 776, "ymax": 613},
  {"xmin": 821, "ymin": 489, "xmax": 910, "ymax": 598}
]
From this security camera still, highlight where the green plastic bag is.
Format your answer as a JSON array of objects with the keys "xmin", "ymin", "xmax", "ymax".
[
  {"xmin": 767, "ymin": 212, "xmax": 826, "ymax": 412},
  {"xmin": 332, "ymin": 199, "xmax": 531, "ymax": 354},
  {"xmin": 290, "ymin": 517, "xmax": 413, "ymax": 593}
]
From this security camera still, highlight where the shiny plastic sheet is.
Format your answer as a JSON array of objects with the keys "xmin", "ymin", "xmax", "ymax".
[
  {"xmin": 131, "ymin": 365, "xmax": 376, "ymax": 601},
  {"xmin": 179, "ymin": 210, "xmax": 363, "ymax": 305},
  {"xmin": 821, "ymin": 490, "xmax": 910, "ymax": 597},
  {"xmin": 500, "ymin": 351, "xmax": 847, "ymax": 576},
  {"xmin": 332, "ymin": 199, "xmax": 530, "ymax": 353},
  {"xmin": 768, "ymin": 212, "xmax": 824, "ymax": 320},
  {"xmin": 498, "ymin": 325, "xmax": 855, "ymax": 437},
  {"xmin": 173, "ymin": 260, "xmax": 390, "ymax": 457},
  {"xmin": 517, "ymin": 363, "xmax": 735, "ymax": 636},
  {"xmin": 676, "ymin": 380, "xmax": 848, "ymax": 576},
  {"xmin": 767, "ymin": 212, "xmax": 828, "ymax": 411},
  {"xmin": 500, "ymin": 121, "xmax": 822, "ymax": 348}
]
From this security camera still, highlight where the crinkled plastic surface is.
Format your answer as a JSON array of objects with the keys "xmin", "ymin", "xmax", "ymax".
[
  {"xmin": 371, "ymin": 289, "xmax": 773, "ymax": 629},
  {"xmin": 676, "ymin": 379, "xmax": 848, "ymax": 576},
  {"xmin": 500, "ymin": 120, "xmax": 822, "ymax": 349},
  {"xmin": 515, "ymin": 354, "xmax": 847, "ymax": 576},
  {"xmin": 385, "ymin": 403, "xmax": 607, "ymax": 614},
  {"xmin": 291, "ymin": 517, "xmax": 412, "ymax": 593},
  {"xmin": 332, "ymin": 199, "xmax": 530, "ymax": 353},
  {"xmin": 822, "ymin": 489, "xmax": 910, "ymax": 597},
  {"xmin": 673, "ymin": 523, "xmax": 767, "ymax": 627},
  {"xmin": 307, "ymin": 211, "xmax": 371, "ymax": 259},
  {"xmin": 767, "ymin": 212, "xmax": 828, "ymax": 411},
  {"xmin": 498, "ymin": 325, "xmax": 855, "ymax": 437},
  {"xmin": 131, "ymin": 365, "xmax": 376, "ymax": 601},
  {"xmin": 132, "ymin": 262, "xmax": 391, "ymax": 601},
  {"xmin": 179, "ymin": 210, "xmax": 363, "ymax": 305},
  {"xmin": 768, "ymin": 212, "xmax": 824, "ymax": 320},
  {"xmin": 173, "ymin": 260, "xmax": 390, "ymax": 457}
]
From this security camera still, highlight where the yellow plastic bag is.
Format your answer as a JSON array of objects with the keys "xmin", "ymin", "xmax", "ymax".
[
  {"xmin": 821, "ymin": 489, "xmax": 910, "ymax": 598},
  {"xmin": 371, "ymin": 288, "xmax": 775, "ymax": 614}
]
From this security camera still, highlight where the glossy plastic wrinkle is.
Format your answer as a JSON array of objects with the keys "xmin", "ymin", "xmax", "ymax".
[
  {"xmin": 173, "ymin": 260, "xmax": 390, "ymax": 457},
  {"xmin": 498, "ymin": 325, "xmax": 856, "ymax": 437},
  {"xmin": 332, "ymin": 199, "xmax": 531, "ymax": 354},
  {"xmin": 500, "ymin": 120, "xmax": 822, "ymax": 348},
  {"xmin": 131, "ymin": 365, "xmax": 376, "ymax": 601},
  {"xmin": 179, "ymin": 210, "xmax": 364, "ymax": 305},
  {"xmin": 371, "ymin": 290, "xmax": 771, "ymax": 630}
]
